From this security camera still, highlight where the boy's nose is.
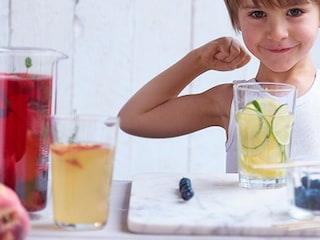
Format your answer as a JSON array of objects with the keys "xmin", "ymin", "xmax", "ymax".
[{"xmin": 266, "ymin": 19, "xmax": 289, "ymax": 41}]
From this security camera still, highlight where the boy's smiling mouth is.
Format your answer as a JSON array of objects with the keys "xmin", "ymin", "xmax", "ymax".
[
  {"xmin": 261, "ymin": 43, "xmax": 298, "ymax": 55},
  {"xmin": 267, "ymin": 47, "xmax": 293, "ymax": 54}
]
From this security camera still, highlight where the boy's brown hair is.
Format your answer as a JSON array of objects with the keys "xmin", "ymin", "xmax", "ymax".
[{"xmin": 224, "ymin": 0, "xmax": 320, "ymax": 31}]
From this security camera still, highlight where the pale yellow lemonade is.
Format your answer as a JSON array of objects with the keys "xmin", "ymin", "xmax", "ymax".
[
  {"xmin": 236, "ymin": 98, "xmax": 294, "ymax": 179},
  {"xmin": 51, "ymin": 143, "xmax": 115, "ymax": 225}
]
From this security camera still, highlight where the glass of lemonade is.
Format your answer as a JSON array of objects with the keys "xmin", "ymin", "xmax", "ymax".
[
  {"xmin": 234, "ymin": 82, "xmax": 296, "ymax": 189},
  {"xmin": 50, "ymin": 115, "xmax": 119, "ymax": 230}
]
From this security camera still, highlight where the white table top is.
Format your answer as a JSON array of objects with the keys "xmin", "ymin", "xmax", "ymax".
[{"xmin": 27, "ymin": 180, "xmax": 320, "ymax": 240}]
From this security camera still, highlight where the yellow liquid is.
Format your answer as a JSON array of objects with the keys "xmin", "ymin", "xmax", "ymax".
[
  {"xmin": 51, "ymin": 143, "xmax": 115, "ymax": 224},
  {"xmin": 236, "ymin": 112, "xmax": 293, "ymax": 178}
]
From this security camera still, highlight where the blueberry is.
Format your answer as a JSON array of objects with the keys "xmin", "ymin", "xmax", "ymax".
[
  {"xmin": 180, "ymin": 184, "xmax": 191, "ymax": 193},
  {"xmin": 311, "ymin": 179, "xmax": 320, "ymax": 189},
  {"xmin": 179, "ymin": 178, "xmax": 191, "ymax": 191},
  {"xmin": 301, "ymin": 176, "xmax": 309, "ymax": 187},
  {"xmin": 179, "ymin": 177, "xmax": 191, "ymax": 187},
  {"xmin": 305, "ymin": 189, "xmax": 318, "ymax": 208},
  {"xmin": 295, "ymin": 186, "xmax": 308, "ymax": 208},
  {"xmin": 294, "ymin": 186, "xmax": 320, "ymax": 210},
  {"xmin": 181, "ymin": 189, "xmax": 194, "ymax": 201},
  {"xmin": 296, "ymin": 175, "xmax": 320, "ymax": 210},
  {"xmin": 179, "ymin": 177, "xmax": 194, "ymax": 201},
  {"xmin": 300, "ymin": 176, "xmax": 320, "ymax": 189}
]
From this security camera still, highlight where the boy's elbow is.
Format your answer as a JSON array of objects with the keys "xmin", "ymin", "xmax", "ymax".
[
  {"xmin": 117, "ymin": 109, "xmax": 138, "ymax": 135},
  {"xmin": 118, "ymin": 119, "xmax": 134, "ymax": 135}
]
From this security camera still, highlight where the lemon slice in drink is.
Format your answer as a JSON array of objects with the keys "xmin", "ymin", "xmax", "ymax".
[
  {"xmin": 271, "ymin": 104, "xmax": 294, "ymax": 145},
  {"xmin": 236, "ymin": 107, "xmax": 270, "ymax": 149},
  {"xmin": 247, "ymin": 98, "xmax": 279, "ymax": 115}
]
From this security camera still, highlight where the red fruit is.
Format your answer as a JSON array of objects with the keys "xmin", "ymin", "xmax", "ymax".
[
  {"xmin": 23, "ymin": 191, "xmax": 45, "ymax": 212},
  {"xmin": 66, "ymin": 159, "xmax": 82, "ymax": 169},
  {"xmin": 0, "ymin": 183, "xmax": 30, "ymax": 240},
  {"xmin": 51, "ymin": 144, "xmax": 102, "ymax": 155}
]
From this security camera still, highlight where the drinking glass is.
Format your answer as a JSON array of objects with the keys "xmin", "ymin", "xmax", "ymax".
[
  {"xmin": 234, "ymin": 82, "xmax": 296, "ymax": 189},
  {"xmin": 50, "ymin": 115, "xmax": 119, "ymax": 230}
]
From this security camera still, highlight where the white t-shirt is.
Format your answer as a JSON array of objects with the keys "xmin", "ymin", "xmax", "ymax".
[{"xmin": 225, "ymin": 70, "xmax": 320, "ymax": 173}]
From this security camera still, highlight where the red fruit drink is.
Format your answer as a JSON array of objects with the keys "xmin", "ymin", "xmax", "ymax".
[{"xmin": 0, "ymin": 72, "xmax": 52, "ymax": 211}]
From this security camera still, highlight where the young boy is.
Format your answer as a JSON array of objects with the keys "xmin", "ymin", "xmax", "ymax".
[{"xmin": 118, "ymin": 0, "xmax": 320, "ymax": 172}]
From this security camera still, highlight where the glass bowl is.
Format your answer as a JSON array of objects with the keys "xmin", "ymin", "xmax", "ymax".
[{"xmin": 287, "ymin": 163, "xmax": 320, "ymax": 220}]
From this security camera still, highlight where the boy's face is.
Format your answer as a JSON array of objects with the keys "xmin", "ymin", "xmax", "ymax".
[{"xmin": 237, "ymin": 0, "xmax": 320, "ymax": 72}]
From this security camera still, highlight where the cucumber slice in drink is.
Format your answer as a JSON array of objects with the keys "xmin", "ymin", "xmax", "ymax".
[
  {"xmin": 271, "ymin": 104, "xmax": 294, "ymax": 145},
  {"xmin": 247, "ymin": 98, "xmax": 279, "ymax": 115},
  {"xmin": 236, "ymin": 107, "xmax": 270, "ymax": 150}
]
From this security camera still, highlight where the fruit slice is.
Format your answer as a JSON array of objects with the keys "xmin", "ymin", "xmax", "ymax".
[
  {"xmin": 236, "ymin": 107, "xmax": 270, "ymax": 149},
  {"xmin": 50, "ymin": 143, "xmax": 102, "ymax": 155},
  {"xmin": 249, "ymin": 100, "xmax": 262, "ymax": 113},
  {"xmin": 246, "ymin": 98, "xmax": 279, "ymax": 115},
  {"xmin": 271, "ymin": 104, "xmax": 294, "ymax": 145},
  {"xmin": 237, "ymin": 97, "xmax": 293, "ymax": 178}
]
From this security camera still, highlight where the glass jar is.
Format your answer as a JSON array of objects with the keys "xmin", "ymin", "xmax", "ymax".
[{"xmin": 287, "ymin": 162, "xmax": 320, "ymax": 220}]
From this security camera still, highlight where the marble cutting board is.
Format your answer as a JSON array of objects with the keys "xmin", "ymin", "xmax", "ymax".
[{"xmin": 127, "ymin": 173, "xmax": 320, "ymax": 236}]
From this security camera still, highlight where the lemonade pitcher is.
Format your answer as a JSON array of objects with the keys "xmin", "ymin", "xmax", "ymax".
[
  {"xmin": 0, "ymin": 47, "xmax": 67, "ymax": 211},
  {"xmin": 234, "ymin": 82, "xmax": 296, "ymax": 189}
]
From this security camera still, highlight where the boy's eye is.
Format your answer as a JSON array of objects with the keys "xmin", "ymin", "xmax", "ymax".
[
  {"xmin": 287, "ymin": 8, "xmax": 303, "ymax": 17},
  {"xmin": 249, "ymin": 11, "xmax": 266, "ymax": 19}
]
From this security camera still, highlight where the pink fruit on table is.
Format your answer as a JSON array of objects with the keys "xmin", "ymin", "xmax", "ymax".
[{"xmin": 0, "ymin": 183, "xmax": 30, "ymax": 240}]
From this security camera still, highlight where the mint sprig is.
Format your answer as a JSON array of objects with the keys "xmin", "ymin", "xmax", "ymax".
[
  {"xmin": 68, "ymin": 111, "xmax": 79, "ymax": 143},
  {"xmin": 68, "ymin": 124, "xmax": 78, "ymax": 143},
  {"xmin": 25, "ymin": 57, "xmax": 32, "ymax": 72}
]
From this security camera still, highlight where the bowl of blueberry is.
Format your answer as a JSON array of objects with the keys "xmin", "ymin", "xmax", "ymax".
[{"xmin": 287, "ymin": 162, "xmax": 320, "ymax": 220}]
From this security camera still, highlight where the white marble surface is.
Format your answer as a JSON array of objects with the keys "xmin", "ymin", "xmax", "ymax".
[
  {"xmin": 26, "ymin": 179, "xmax": 320, "ymax": 239},
  {"xmin": 127, "ymin": 173, "xmax": 320, "ymax": 237}
]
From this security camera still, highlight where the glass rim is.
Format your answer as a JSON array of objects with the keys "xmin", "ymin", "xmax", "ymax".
[
  {"xmin": 0, "ymin": 46, "xmax": 68, "ymax": 59},
  {"xmin": 234, "ymin": 82, "xmax": 297, "ymax": 92},
  {"xmin": 51, "ymin": 115, "xmax": 120, "ymax": 124}
]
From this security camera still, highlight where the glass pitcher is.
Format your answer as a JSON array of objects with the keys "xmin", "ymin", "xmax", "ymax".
[{"xmin": 0, "ymin": 47, "xmax": 67, "ymax": 211}]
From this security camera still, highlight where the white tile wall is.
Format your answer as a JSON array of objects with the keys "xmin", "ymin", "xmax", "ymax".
[{"xmin": 2, "ymin": 0, "xmax": 320, "ymax": 180}]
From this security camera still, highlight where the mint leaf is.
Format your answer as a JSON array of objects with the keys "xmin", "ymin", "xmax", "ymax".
[
  {"xmin": 25, "ymin": 57, "xmax": 32, "ymax": 69},
  {"xmin": 68, "ymin": 112, "xmax": 79, "ymax": 143},
  {"xmin": 68, "ymin": 124, "xmax": 78, "ymax": 143}
]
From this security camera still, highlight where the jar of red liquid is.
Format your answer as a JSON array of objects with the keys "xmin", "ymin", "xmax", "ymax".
[{"xmin": 0, "ymin": 47, "xmax": 67, "ymax": 211}]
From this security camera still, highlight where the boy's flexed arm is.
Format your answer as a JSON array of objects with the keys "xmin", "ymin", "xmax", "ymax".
[{"xmin": 118, "ymin": 37, "xmax": 251, "ymax": 137}]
